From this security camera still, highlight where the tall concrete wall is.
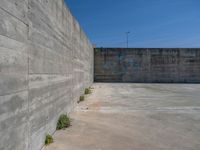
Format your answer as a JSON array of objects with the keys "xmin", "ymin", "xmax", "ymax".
[
  {"xmin": 95, "ymin": 48, "xmax": 200, "ymax": 83},
  {"xmin": 0, "ymin": 0, "xmax": 93, "ymax": 150}
]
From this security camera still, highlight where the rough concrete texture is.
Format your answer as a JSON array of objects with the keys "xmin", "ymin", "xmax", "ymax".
[
  {"xmin": 95, "ymin": 48, "xmax": 200, "ymax": 83},
  {"xmin": 45, "ymin": 83, "xmax": 200, "ymax": 150},
  {"xmin": 0, "ymin": 0, "xmax": 93, "ymax": 150}
]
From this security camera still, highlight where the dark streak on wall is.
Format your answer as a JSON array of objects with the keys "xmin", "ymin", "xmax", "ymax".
[{"xmin": 94, "ymin": 48, "xmax": 200, "ymax": 83}]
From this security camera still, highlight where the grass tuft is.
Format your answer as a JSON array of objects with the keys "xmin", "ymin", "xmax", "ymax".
[
  {"xmin": 85, "ymin": 87, "xmax": 92, "ymax": 95},
  {"xmin": 45, "ymin": 134, "xmax": 53, "ymax": 145},
  {"xmin": 78, "ymin": 96, "xmax": 85, "ymax": 103},
  {"xmin": 56, "ymin": 114, "xmax": 71, "ymax": 130}
]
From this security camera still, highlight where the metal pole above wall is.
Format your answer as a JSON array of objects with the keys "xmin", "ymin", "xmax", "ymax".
[{"xmin": 126, "ymin": 31, "xmax": 130, "ymax": 48}]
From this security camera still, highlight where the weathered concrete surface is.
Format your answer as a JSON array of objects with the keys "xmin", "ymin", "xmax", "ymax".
[
  {"xmin": 95, "ymin": 48, "xmax": 200, "ymax": 83},
  {"xmin": 0, "ymin": 0, "xmax": 93, "ymax": 150},
  {"xmin": 45, "ymin": 83, "xmax": 200, "ymax": 150}
]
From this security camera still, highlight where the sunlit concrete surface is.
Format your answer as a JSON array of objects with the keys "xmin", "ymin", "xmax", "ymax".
[{"xmin": 45, "ymin": 83, "xmax": 200, "ymax": 150}]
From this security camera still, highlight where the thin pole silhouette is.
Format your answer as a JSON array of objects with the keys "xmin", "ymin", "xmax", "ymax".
[{"xmin": 126, "ymin": 31, "xmax": 130, "ymax": 48}]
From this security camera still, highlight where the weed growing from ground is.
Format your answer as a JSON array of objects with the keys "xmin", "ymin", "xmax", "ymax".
[
  {"xmin": 78, "ymin": 96, "xmax": 85, "ymax": 103},
  {"xmin": 56, "ymin": 114, "xmax": 71, "ymax": 130},
  {"xmin": 45, "ymin": 134, "xmax": 53, "ymax": 145},
  {"xmin": 85, "ymin": 87, "xmax": 92, "ymax": 95}
]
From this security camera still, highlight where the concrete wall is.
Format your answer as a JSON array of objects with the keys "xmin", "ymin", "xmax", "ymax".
[
  {"xmin": 94, "ymin": 48, "xmax": 200, "ymax": 83},
  {"xmin": 0, "ymin": 0, "xmax": 93, "ymax": 150}
]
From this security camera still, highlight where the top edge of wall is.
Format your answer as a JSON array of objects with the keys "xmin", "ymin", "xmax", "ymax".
[
  {"xmin": 94, "ymin": 48, "xmax": 200, "ymax": 49},
  {"xmin": 63, "ymin": 0, "xmax": 93, "ymax": 47}
]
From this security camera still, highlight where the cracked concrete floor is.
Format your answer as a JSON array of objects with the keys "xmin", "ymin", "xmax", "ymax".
[{"xmin": 45, "ymin": 83, "xmax": 200, "ymax": 150}]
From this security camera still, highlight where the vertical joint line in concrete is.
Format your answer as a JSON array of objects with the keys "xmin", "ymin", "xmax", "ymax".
[{"xmin": 27, "ymin": 0, "xmax": 30, "ymax": 149}]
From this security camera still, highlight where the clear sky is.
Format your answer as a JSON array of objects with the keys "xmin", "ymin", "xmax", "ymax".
[{"xmin": 65, "ymin": 0, "xmax": 200, "ymax": 48}]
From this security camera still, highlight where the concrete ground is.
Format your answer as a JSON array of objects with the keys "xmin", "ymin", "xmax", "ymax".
[{"xmin": 45, "ymin": 83, "xmax": 200, "ymax": 150}]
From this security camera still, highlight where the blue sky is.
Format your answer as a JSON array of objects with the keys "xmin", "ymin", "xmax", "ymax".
[{"xmin": 65, "ymin": 0, "xmax": 200, "ymax": 48}]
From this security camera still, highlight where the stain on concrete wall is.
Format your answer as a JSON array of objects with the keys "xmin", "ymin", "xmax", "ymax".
[
  {"xmin": 94, "ymin": 48, "xmax": 200, "ymax": 83},
  {"xmin": 0, "ymin": 0, "xmax": 93, "ymax": 150}
]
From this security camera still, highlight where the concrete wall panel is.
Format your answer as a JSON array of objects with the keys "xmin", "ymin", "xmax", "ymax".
[
  {"xmin": 0, "ymin": 91, "xmax": 28, "ymax": 150},
  {"xmin": 0, "ymin": 0, "xmax": 28, "ymax": 24},
  {"xmin": 0, "ymin": 0, "xmax": 93, "ymax": 149},
  {"xmin": 0, "ymin": 37, "xmax": 28, "ymax": 95},
  {"xmin": 0, "ymin": 8, "xmax": 28, "ymax": 43},
  {"xmin": 94, "ymin": 48, "xmax": 200, "ymax": 83}
]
